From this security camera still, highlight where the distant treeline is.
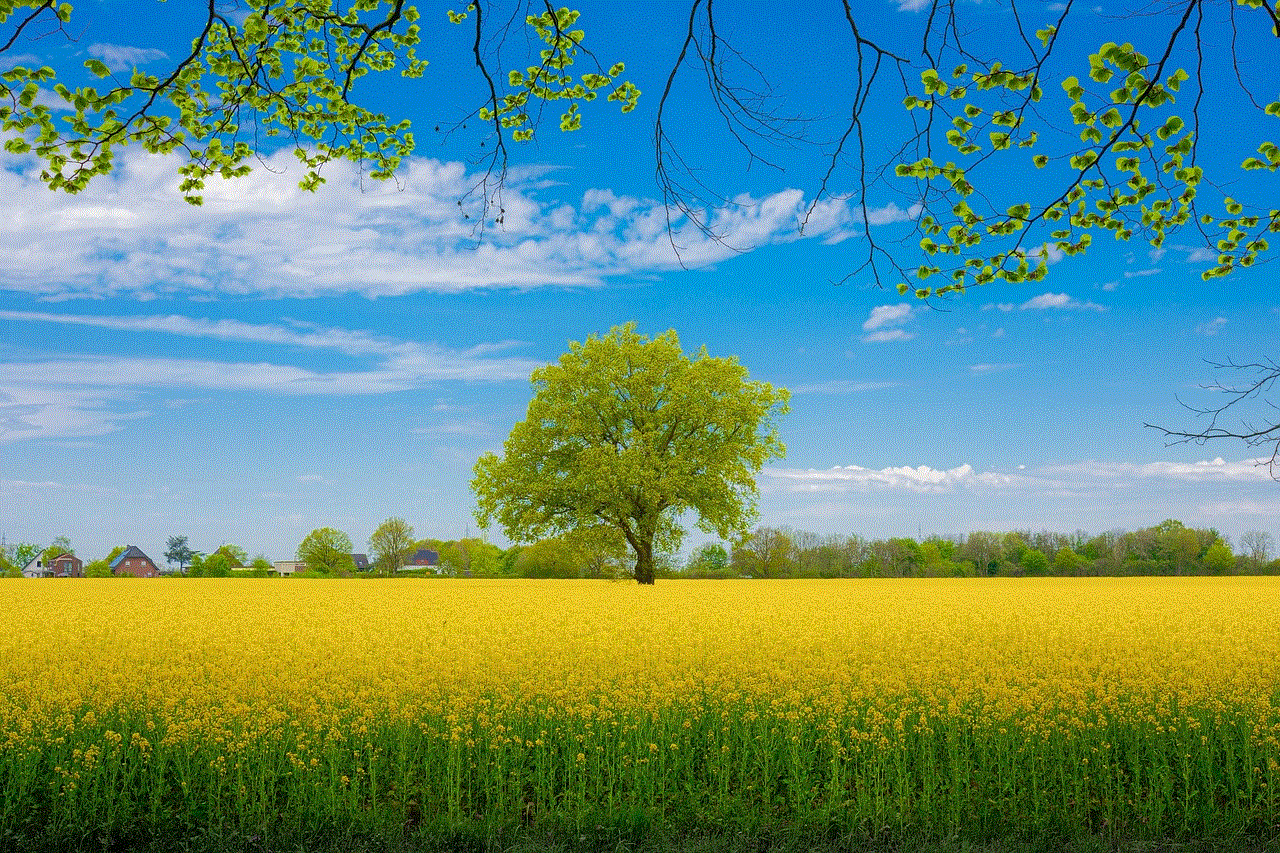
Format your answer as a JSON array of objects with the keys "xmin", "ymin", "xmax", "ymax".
[
  {"xmin": 8, "ymin": 520, "xmax": 1276, "ymax": 580},
  {"xmin": 679, "ymin": 520, "xmax": 1280, "ymax": 579},
  {"xmin": 424, "ymin": 520, "xmax": 1280, "ymax": 579}
]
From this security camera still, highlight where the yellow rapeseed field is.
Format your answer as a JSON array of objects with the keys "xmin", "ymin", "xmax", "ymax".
[{"xmin": 1, "ymin": 577, "xmax": 1278, "ymax": 845}]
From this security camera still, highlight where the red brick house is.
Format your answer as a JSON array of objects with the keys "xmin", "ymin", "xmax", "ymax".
[
  {"xmin": 46, "ymin": 552, "xmax": 84, "ymax": 577},
  {"xmin": 21, "ymin": 552, "xmax": 83, "ymax": 577},
  {"xmin": 110, "ymin": 545, "xmax": 160, "ymax": 578}
]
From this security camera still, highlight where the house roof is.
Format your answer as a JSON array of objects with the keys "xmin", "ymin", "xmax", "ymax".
[
  {"xmin": 411, "ymin": 548, "xmax": 439, "ymax": 565},
  {"xmin": 351, "ymin": 553, "xmax": 370, "ymax": 569},
  {"xmin": 109, "ymin": 545, "xmax": 154, "ymax": 569}
]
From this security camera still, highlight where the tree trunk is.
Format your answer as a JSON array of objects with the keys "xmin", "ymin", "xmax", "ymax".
[{"xmin": 632, "ymin": 536, "xmax": 656, "ymax": 585}]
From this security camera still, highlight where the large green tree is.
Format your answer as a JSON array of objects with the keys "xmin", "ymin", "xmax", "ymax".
[
  {"xmin": 472, "ymin": 324, "xmax": 788, "ymax": 585},
  {"xmin": 297, "ymin": 527, "xmax": 356, "ymax": 576},
  {"xmin": 368, "ymin": 517, "xmax": 416, "ymax": 576}
]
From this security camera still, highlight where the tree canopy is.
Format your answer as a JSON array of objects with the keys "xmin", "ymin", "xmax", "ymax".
[
  {"xmin": 165, "ymin": 535, "xmax": 194, "ymax": 573},
  {"xmin": 0, "ymin": 0, "xmax": 636, "ymax": 202},
  {"xmin": 296, "ymin": 527, "xmax": 355, "ymax": 575},
  {"xmin": 472, "ymin": 324, "xmax": 788, "ymax": 584},
  {"xmin": 369, "ymin": 517, "xmax": 415, "ymax": 576}
]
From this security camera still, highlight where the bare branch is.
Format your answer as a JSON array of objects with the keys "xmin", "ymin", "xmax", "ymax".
[{"xmin": 1146, "ymin": 358, "xmax": 1280, "ymax": 479}]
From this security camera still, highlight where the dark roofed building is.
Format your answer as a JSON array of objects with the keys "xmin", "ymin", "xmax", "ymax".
[
  {"xmin": 351, "ymin": 553, "xmax": 370, "ymax": 571},
  {"xmin": 110, "ymin": 545, "xmax": 160, "ymax": 578},
  {"xmin": 408, "ymin": 548, "xmax": 439, "ymax": 567}
]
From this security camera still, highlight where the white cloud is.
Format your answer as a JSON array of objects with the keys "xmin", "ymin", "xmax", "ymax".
[
  {"xmin": 1197, "ymin": 499, "xmax": 1280, "ymax": 516},
  {"xmin": 1196, "ymin": 317, "xmax": 1228, "ymax": 336},
  {"xmin": 861, "ymin": 304, "xmax": 916, "ymax": 343},
  {"xmin": 0, "ymin": 312, "xmax": 544, "ymax": 444},
  {"xmin": 788, "ymin": 379, "xmax": 898, "ymax": 394},
  {"xmin": 862, "ymin": 329, "xmax": 915, "ymax": 343},
  {"xmin": 0, "ymin": 148, "xmax": 899, "ymax": 301},
  {"xmin": 863, "ymin": 304, "xmax": 912, "ymax": 330},
  {"xmin": 862, "ymin": 201, "xmax": 923, "ymax": 226},
  {"xmin": 88, "ymin": 43, "xmax": 169, "ymax": 71},
  {"xmin": 0, "ymin": 385, "xmax": 140, "ymax": 445},
  {"xmin": 1023, "ymin": 292, "xmax": 1071, "ymax": 309},
  {"xmin": 765, "ymin": 463, "xmax": 1011, "ymax": 494},
  {"xmin": 764, "ymin": 455, "xmax": 1277, "ymax": 498},
  {"xmin": 862, "ymin": 303, "xmax": 913, "ymax": 331},
  {"xmin": 1020, "ymin": 292, "xmax": 1106, "ymax": 311},
  {"xmin": 969, "ymin": 363, "xmax": 1020, "ymax": 375},
  {"xmin": 1040, "ymin": 457, "xmax": 1273, "ymax": 484},
  {"xmin": 1123, "ymin": 268, "xmax": 1162, "ymax": 279},
  {"xmin": 985, "ymin": 293, "xmax": 1104, "ymax": 312}
]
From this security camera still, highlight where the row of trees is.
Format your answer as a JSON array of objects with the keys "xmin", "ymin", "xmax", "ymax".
[
  {"xmin": 163, "ymin": 537, "xmax": 276, "ymax": 577},
  {"xmin": 292, "ymin": 519, "xmax": 514, "ymax": 578},
  {"xmin": 9, "ymin": 519, "xmax": 1276, "ymax": 581},
  {"xmin": 682, "ymin": 520, "xmax": 1278, "ymax": 580},
  {"xmin": 294, "ymin": 517, "xmax": 1280, "ymax": 580}
]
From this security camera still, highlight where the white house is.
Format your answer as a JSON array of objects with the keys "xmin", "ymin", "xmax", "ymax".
[
  {"xmin": 273, "ymin": 560, "xmax": 306, "ymax": 577},
  {"xmin": 21, "ymin": 556, "xmax": 47, "ymax": 578}
]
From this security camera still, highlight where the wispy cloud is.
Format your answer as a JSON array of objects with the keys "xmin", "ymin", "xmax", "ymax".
[
  {"xmin": 1196, "ymin": 317, "xmax": 1227, "ymax": 336},
  {"xmin": 0, "ymin": 148, "xmax": 905, "ymax": 301},
  {"xmin": 1021, "ymin": 292, "xmax": 1105, "ymax": 311},
  {"xmin": 984, "ymin": 292, "xmax": 1105, "ymax": 312},
  {"xmin": 0, "ymin": 312, "xmax": 543, "ymax": 444},
  {"xmin": 764, "ymin": 456, "xmax": 1276, "ymax": 497},
  {"xmin": 1175, "ymin": 245, "xmax": 1217, "ymax": 264},
  {"xmin": 863, "ymin": 329, "xmax": 915, "ymax": 343},
  {"xmin": 863, "ymin": 304, "xmax": 912, "ymax": 330},
  {"xmin": 969, "ymin": 363, "xmax": 1020, "ymax": 375},
  {"xmin": 87, "ymin": 43, "xmax": 169, "ymax": 71},
  {"xmin": 861, "ymin": 303, "xmax": 915, "ymax": 342},
  {"xmin": 765, "ymin": 463, "xmax": 1012, "ymax": 494},
  {"xmin": 788, "ymin": 379, "xmax": 898, "ymax": 394},
  {"xmin": 0, "ymin": 310, "xmax": 528, "ymax": 365},
  {"xmin": 862, "ymin": 201, "xmax": 923, "ymax": 226},
  {"xmin": 1040, "ymin": 457, "xmax": 1272, "ymax": 484}
]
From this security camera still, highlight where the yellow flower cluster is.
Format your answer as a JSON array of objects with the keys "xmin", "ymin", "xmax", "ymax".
[{"xmin": 1, "ymin": 577, "xmax": 1277, "ymax": 841}]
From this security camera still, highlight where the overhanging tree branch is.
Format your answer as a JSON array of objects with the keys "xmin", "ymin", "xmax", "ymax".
[{"xmin": 1146, "ymin": 358, "xmax": 1280, "ymax": 478}]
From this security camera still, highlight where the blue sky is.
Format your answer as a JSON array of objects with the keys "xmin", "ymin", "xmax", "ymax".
[{"xmin": 2, "ymin": 0, "xmax": 1279, "ymax": 564}]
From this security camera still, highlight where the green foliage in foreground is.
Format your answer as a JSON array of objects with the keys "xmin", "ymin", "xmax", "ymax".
[{"xmin": 2, "ymin": 697, "xmax": 1277, "ymax": 853}]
